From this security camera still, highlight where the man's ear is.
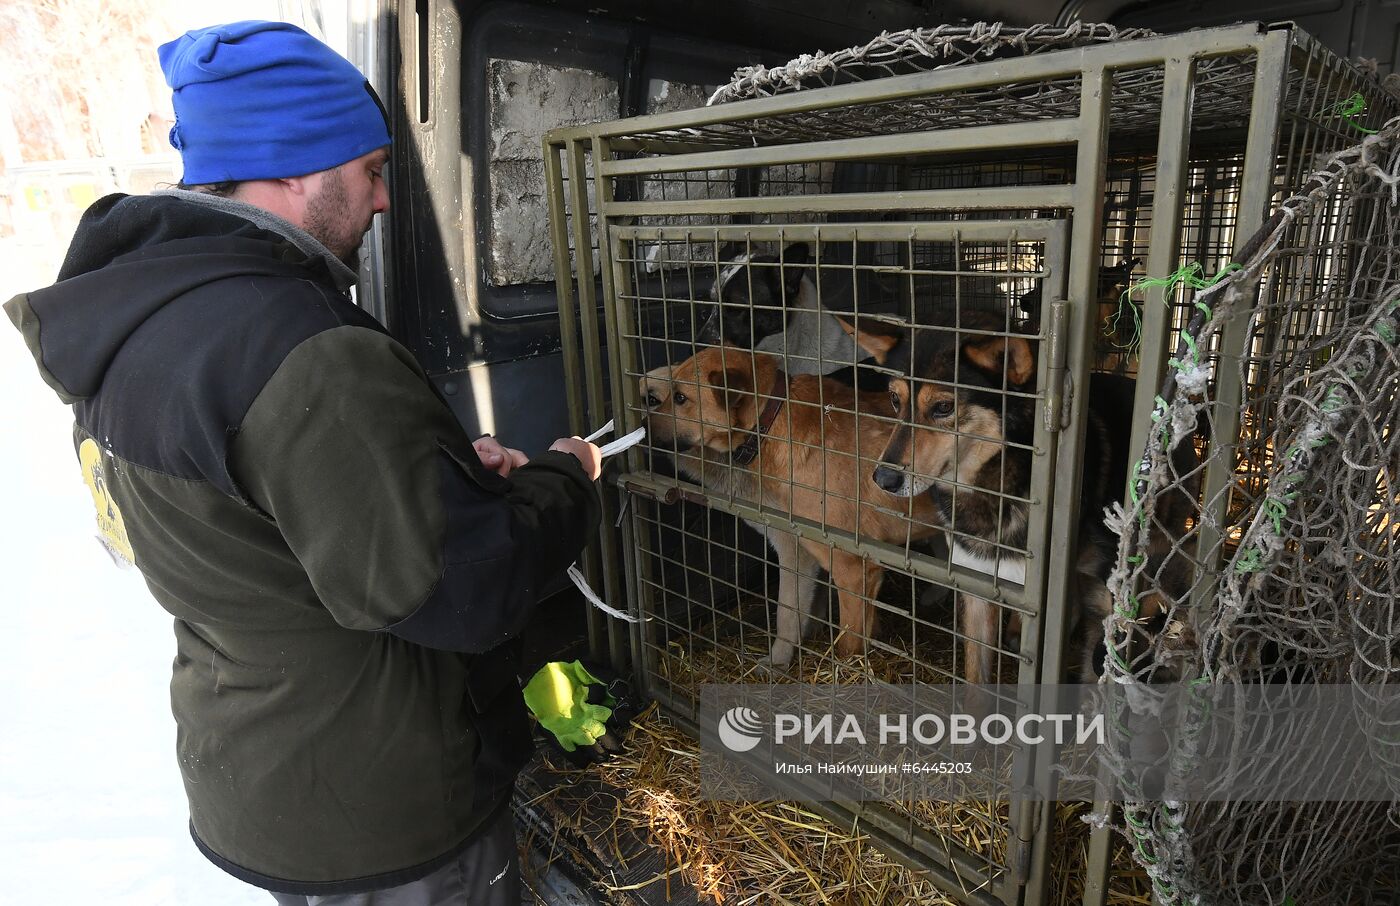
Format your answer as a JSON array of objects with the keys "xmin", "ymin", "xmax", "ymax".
[
  {"xmin": 834, "ymin": 314, "xmax": 901, "ymax": 364},
  {"xmin": 961, "ymin": 334, "xmax": 1036, "ymax": 386}
]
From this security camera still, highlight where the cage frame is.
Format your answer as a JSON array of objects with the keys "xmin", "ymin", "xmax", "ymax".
[{"xmin": 542, "ymin": 20, "xmax": 1381, "ymax": 905}]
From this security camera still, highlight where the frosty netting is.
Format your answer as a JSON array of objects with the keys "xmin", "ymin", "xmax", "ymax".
[
  {"xmin": 707, "ymin": 22, "xmax": 1156, "ymax": 105},
  {"xmin": 1101, "ymin": 118, "xmax": 1400, "ymax": 903}
]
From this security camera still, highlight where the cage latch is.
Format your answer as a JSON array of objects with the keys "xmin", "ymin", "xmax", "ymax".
[
  {"xmin": 1043, "ymin": 299, "xmax": 1071, "ymax": 433},
  {"xmin": 616, "ymin": 471, "xmax": 685, "ymax": 506}
]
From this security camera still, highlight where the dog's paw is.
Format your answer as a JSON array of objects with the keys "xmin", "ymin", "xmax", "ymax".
[{"xmin": 760, "ymin": 641, "xmax": 796, "ymax": 670}]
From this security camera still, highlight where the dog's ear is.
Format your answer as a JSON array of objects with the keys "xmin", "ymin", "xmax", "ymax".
[
  {"xmin": 834, "ymin": 314, "xmax": 901, "ymax": 364},
  {"xmin": 962, "ymin": 334, "xmax": 1036, "ymax": 386},
  {"xmin": 708, "ymin": 367, "xmax": 753, "ymax": 410},
  {"xmin": 781, "ymin": 242, "xmax": 810, "ymax": 267},
  {"xmin": 779, "ymin": 243, "xmax": 810, "ymax": 301},
  {"xmin": 1098, "ymin": 257, "xmax": 1142, "ymax": 295},
  {"xmin": 1137, "ymin": 590, "xmax": 1167, "ymax": 621},
  {"xmin": 716, "ymin": 241, "xmax": 745, "ymax": 263}
]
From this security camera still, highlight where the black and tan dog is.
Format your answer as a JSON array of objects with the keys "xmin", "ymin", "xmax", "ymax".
[
  {"xmin": 839, "ymin": 310, "xmax": 1168, "ymax": 683},
  {"xmin": 641, "ymin": 345, "xmax": 941, "ymax": 665}
]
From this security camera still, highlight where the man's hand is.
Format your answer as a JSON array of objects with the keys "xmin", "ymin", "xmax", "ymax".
[
  {"xmin": 549, "ymin": 436, "xmax": 602, "ymax": 481},
  {"xmin": 473, "ymin": 435, "xmax": 528, "ymax": 478}
]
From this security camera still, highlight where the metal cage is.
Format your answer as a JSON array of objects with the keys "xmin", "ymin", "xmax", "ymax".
[{"xmin": 543, "ymin": 22, "xmax": 1398, "ymax": 905}]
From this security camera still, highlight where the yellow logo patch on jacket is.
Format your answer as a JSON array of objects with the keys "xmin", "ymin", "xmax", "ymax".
[{"xmin": 79, "ymin": 437, "xmax": 134, "ymax": 567}]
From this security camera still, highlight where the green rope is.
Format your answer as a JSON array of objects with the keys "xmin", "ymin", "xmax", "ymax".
[
  {"xmin": 1104, "ymin": 292, "xmax": 1145, "ymax": 352},
  {"xmin": 1235, "ymin": 547, "xmax": 1265, "ymax": 574},
  {"xmin": 1105, "ymin": 262, "xmax": 1240, "ymax": 353},
  {"xmin": 1178, "ymin": 331, "xmax": 1201, "ymax": 368},
  {"xmin": 1127, "ymin": 458, "xmax": 1153, "ymax": 529},
  {"xmin": 1127, "ymin": 460, "xmax": 1143, "ymax": 507},
  {"xmin": 1333, "ymin": 92, "xmax": 1379, "ymax": 135},
  {"xmin": 1149, "ymin": 400, "xmax": 1169, "ymax": 449},
  {"xmin": 1153, "ymin": 398, "xmax": 1173, "ymax": 451}
]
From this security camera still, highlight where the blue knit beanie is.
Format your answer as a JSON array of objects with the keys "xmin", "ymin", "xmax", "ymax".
[{"xmin": 158, "ymin": 21, "xmax": 391, "ymax": 183}]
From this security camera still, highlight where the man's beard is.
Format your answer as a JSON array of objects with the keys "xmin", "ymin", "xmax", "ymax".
[{"xmin": 303, "ymin": 167, "xmax": 367, "ymax": 269}]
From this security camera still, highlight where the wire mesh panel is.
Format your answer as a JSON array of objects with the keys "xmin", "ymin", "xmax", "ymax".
[
  {"xmin": 1104, "ymin": 119, "xmax": 1400, "ymax": 906},
  {"xmin": 615, "ymin": 222, "xmax": 1064, "ymax": 690},
  {"xmin": 606, "ymin": 220, "xmax": 1065, "ymax": 902},
  {"xmin": 542, "ymin": 20, "xmax": 1400, "ymax": 906}
]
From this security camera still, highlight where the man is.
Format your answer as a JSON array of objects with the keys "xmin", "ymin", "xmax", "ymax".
[{"xmin": 4, "ymin": 20, "xmax": 602, "ymax": 905}]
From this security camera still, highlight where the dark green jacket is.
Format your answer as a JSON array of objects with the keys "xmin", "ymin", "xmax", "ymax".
[{"xmin": 4, "ymin": 193, "xmax": 600, "ymax": 894}]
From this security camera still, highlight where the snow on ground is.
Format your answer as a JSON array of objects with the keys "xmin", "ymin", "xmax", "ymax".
[
  {"xmin": 0, "ymin": 301, "xmax": 264, "ymax": 903},
  {"xmin": 0, "ymin": 5, "xmax": 390, "ymax": 901}
]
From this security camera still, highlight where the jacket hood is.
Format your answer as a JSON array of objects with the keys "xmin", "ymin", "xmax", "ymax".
[{"xmin": 4, "ymin": 193, "xmax": 343, "ymax": 404}]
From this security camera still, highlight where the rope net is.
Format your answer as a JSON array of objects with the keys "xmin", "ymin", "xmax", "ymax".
[
  {"xmin": 1101, "ymin": 118, "xmax": 1400, "ymax": 903},
  {"xmin": 707, "ymin": 22, "xmax": 1156, "ymax": 105}
]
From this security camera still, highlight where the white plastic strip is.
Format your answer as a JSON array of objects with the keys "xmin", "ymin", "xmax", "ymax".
[
  {"xmin": 569, "ymin": 421, "xmax": 647, "ymax": 621},
  {"xmin": 583, "ymin": 419, "xmax": 615, "ymax": 443},
  {"xmin": 599, "ymin": 426, "xmax": 646, "ymax": 459},
  {"xmin": 568, "ymin": 564, "xmax": 643, "ymax": 623}
]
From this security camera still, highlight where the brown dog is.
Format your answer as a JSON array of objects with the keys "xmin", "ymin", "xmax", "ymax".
[
  {"xmin": 839, "ymin": 311, "xmax": 1163, "ymax": 684},
  {"xmin": 641, "ymin": 345, "xmax": 941, "ymax": 665}
]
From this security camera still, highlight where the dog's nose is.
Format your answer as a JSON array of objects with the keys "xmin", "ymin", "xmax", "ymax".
[{"xmin": 873, "ymin": 465, "xmax": 905, "ymax": 494}]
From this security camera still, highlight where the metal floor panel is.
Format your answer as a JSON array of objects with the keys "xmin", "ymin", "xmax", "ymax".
[{"xmin": 515, "ymin": 753, "xmax": 713, "ymax": 906}]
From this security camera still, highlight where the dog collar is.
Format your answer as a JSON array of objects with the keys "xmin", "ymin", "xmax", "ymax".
[{"xmin": 732, "ymin": 369, "xmax": 787, "ymax": 466}]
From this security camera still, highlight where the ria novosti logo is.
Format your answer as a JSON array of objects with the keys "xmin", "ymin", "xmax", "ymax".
[
  {"xmin": 717, "ymin": 706, "xmax": 764, "ymax": 752},
  {"xmin": 716, "ymin": 706, "xmax": 1106, "ymax": 753}
]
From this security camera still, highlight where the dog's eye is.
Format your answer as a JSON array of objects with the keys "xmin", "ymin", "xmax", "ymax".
[
  {"xmin": 645, "ymin": 391, "xmax": 662, "ymax": 408},
  {"xmin": 930, "ymin": 399, "xmax": 955, "ymax": 418},
  {"xmin": 674, "ymin": 391, "xmax": 688, "ymax": 405},
  {"xmin": 889, "ymin": 391, "xmax": 901, "ymax": 413}
]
